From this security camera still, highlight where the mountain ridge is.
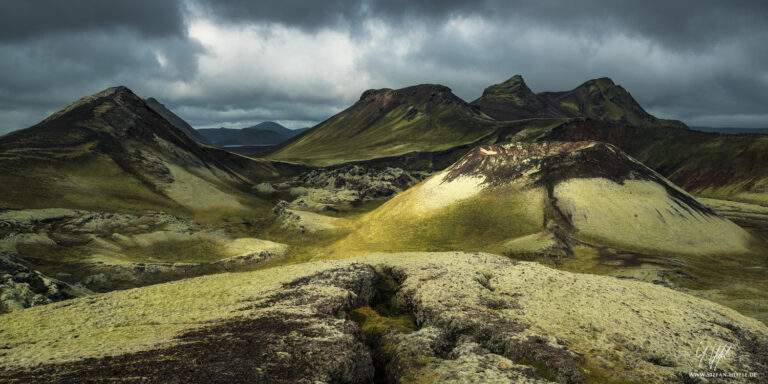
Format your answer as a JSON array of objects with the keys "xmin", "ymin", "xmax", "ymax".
[
  {"xmin": 266, "ymin": 83, "xmax": 502, "ymax": 166},
  {"xmin": 267, "ymin": 75, "xmax": 688, "ymax": 167},
  {"xmin": 145, "ymin": 97, "xmax": 214, "ymax": 146}
]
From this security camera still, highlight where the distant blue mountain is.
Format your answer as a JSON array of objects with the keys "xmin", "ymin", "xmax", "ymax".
[
  {"xmin": 197, "ymin": 122, "xmax": 309, "ymax": 147},
  {"xmin": 692, "ymin": 126, "xmax": 768, "ymax": 135}
]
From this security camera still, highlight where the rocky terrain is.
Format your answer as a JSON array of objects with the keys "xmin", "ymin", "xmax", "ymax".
[
  {"xmin": 259, "ymin": 165, "xmax": 430, "ymax": 233},
  {"xmin": 1, "ymin": 252, "xmax": 766, "ymax": 383},
  {"xmin": 0, "ymin": 208, "xmax": 287, "ymax": 313}
]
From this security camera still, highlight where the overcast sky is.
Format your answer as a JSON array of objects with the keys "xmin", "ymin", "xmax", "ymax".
[{"xmin": 0, "ymin": 0, "xmax": 766, "ymax": 134}]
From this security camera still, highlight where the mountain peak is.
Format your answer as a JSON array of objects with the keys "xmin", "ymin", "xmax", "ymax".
[
  {"xmin": 577, "ymin": 77, "xmax": 618, "ymax": 92},
  {"xmin": 501, "ymin": 74, "xmax": 526, "ymax": 86},
  {"xmin": 42, "ymin": 85, "xmax": 139, "ymax": 124},
  {"xmin": 480, "ymin": 74, "xmax": 533, "ymax": 99},
  {"xmin": 356, "ymin": 83, "xmax": 465, "ymax": 113},
  {"xmin": 471, "ymin": 75, "xmax": 568, "ymax": 120}
]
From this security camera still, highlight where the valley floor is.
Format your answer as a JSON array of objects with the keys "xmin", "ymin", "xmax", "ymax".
[{"xmin": 2, "ymin": 166, "xmax": 768, "ymax": 383}]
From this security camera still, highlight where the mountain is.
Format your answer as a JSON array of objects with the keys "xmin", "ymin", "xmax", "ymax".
[
  {"xmin": 198, "ymin": 122, "xmax": 307, "ymax": 147},
  {"xmin": 264, "ymin": 75, "xmax": 768, "ymax": 205},
  {"xmin": 334, "ymin": 141, "xmax": 751, "ymax": 256},
  {"xmin": 0, "ymin": 86, "xmax": 302, "ymax": 214},
  {"xmin": 692, "ymin": 126, "xmax": 768, "ymax": 134},
  {"xmin": 196, "ymin": 127, "xmax": 239, "ymax": 143},
  {"xmin": 245, "ymin": 121, "xmax": 306, "ymax": 138},
  {"xmin": 145, "ymin": 97, "xmax": 213, "ymax": 146},
  {"xmin": 472, "ymin": 75, "xmax": 688, "ymax": 129},
  {"xmin": 216, "ymin": 127, "xmax": 286, "ymax": 146},
  {"xmin": 266, "ymin": 76, "xmax": 689, "ymax": 168},
  {"xmin": 266, "ymin": 84, "xmax": 504, "ymax": 166}
]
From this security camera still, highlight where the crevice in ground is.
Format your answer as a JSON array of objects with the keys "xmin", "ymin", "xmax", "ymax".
[{"xmin": 349, "ymin": 265, "xmax": 586, "ymax": 383}]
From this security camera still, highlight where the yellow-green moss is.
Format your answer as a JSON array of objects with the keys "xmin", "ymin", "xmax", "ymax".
[{"xmin": 349, "ymin": 306, "xmax": 417, "ymax": 342}]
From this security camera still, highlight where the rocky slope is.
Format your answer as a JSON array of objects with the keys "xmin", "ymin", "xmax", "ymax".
[
  {"xmin": 335, "ymin": 141, "xmax": 751, "ymax": 257},
  {"xmin": 1, "ymin": 252, "xmax": 766, "ymax": 383},
  {"xmin": 0, "ymin": 86, "xmax": 303, "ymax": 214}
]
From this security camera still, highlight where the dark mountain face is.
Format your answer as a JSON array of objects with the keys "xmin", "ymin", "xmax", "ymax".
[
  {"xmin": 145, "ymin": 97, "xmax": 213, "ymax": 146},
  {"xmin": 471, "ymin": 75, "xmax": 570, "ymax": 120}
]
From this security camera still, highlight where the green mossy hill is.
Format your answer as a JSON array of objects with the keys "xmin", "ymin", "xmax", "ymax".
[
  {"xmin": 330, "ymin": 141, "xmax": 751, "ymax": 257},
  {"xmin": 266, "ymin": 84, "xmax": 504, "ymax": 166},
  {"xmin": 542, "ymin": 77, "xmax": 687, "ymax": 129}
]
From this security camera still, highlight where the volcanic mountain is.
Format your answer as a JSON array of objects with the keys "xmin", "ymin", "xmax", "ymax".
[
  {"xmin": 335, "ymin": 141, "xmax": 751, "ymax": 256},
  {"xmin": 0, "ymin": 86, "xmax": 301, "ymax": 214},
  {"xmin": 266, "ymin": 84, "xmax": 503, "ymax": 166}
]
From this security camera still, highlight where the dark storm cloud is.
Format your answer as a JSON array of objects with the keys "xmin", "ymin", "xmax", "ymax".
[
  {"xmin": 376, "ymin": 0, "xmax": 768, "ymax": 50},
  {"xmin": 0, "ymin": 0, "xmax": 767, "ymax": 134},
  {"xmin": 192, "ymin": 0, "xmax": 362, "ymax": 30},
  {"xmin": 197, "ymin": 0, "xmax": 768, "ymax": 52},
  {"xmin": 0, "ymin": 0, "xmax": 186, "ymax": 41}
]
